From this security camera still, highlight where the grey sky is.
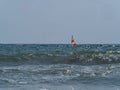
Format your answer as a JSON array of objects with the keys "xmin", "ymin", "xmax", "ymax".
[{"xmin": 0, "ymin": 0, "xmax": 120, "ymax": 44}]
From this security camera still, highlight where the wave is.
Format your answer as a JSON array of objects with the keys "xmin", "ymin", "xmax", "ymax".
[
  {"xmin": 1, "ymin": 64, "xmax": 120, "ymax": 85},
  {"xmin": 0, "ymin": 50, "xmax": 120, "ymax": 65}
]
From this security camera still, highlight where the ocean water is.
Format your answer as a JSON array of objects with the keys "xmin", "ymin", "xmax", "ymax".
[{"xmin": 0, "ymin": 44, "xmax": 120, "ymax": 90}]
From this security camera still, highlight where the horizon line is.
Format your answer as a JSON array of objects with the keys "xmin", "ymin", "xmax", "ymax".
[{"xmin": 0, "ymin": 43, "xmax": 120, "ymax": 45}]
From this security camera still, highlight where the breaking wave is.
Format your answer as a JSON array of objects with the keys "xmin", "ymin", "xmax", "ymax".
[
  {"xmin": 0, "ymin": 44, "xmax": 120, "ymax": 65},
  {"xmin": 0, "ymin": 50, "xmax": 120, "ymax": 65}
]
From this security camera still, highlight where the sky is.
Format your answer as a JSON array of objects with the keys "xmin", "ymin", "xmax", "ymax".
[{"xmin": 0, "ymin": 0, "xmax": 120, "ymax": 44}]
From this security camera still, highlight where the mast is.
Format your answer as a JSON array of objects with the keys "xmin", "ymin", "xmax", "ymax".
[{"xmin": 71, "ymin": 35, "xmax": 77, "ymax": 46}]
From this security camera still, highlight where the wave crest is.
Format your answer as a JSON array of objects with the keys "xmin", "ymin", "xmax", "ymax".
[{"xmin": 0, "ymin": 51, "xmax": 120, "ymax": 65}]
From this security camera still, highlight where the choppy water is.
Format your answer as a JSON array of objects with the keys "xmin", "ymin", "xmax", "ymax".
[{"xmin": 0, "ymin": 44, "xmax": 120, "ymax": 90}]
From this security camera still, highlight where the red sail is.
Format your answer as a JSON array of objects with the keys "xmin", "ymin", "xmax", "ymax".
[{"xmin": 71, "ymin": 35, "xmax": 77, "ymax": 46}]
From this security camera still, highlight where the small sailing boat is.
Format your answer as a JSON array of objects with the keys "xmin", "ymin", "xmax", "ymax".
[{"xmin": 71, "ymin": 35, "xmax": 77, "ymax": 46}]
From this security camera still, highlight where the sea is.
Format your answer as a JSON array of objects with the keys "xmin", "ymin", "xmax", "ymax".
[{"xmin": 0, "ymin": 44, "xmax": 120, "ymax": 90}]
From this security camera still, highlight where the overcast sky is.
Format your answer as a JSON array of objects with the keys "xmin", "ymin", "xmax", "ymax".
[{"xmin": 0, "ymin": 0, "xmax": 120, "ymax": 44}]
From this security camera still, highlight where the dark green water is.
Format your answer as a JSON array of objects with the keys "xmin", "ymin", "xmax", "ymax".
[{"xmin": 0, "ymin": 44, "xmax": 120, "ymax": 90}]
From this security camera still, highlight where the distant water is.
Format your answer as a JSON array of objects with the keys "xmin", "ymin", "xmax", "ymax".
[{"xmin": 0, "ymin": 44, "xmax": 120, "ymax": 90}]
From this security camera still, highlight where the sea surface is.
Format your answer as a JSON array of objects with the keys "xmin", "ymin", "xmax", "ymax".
[{"xmin": 0, "ymin": 44, "xmax": 120, "ymax": 90}]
